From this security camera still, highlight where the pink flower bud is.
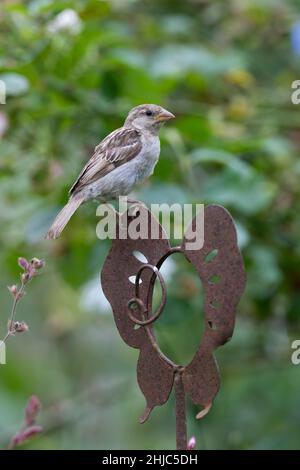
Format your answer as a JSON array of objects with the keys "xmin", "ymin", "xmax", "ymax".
[
  {"xmin": 187, "ymin": 436, "xmax": 196, "ymax": 450},
  {"xmin": 18, "ymin": 257, "xmax": 29, "ymax": 270},
  {"xmin": 30, "ymin": 258, "xmax": 45, "ymax": 270},
  {"xmin": 8, "ymin": 285, "xmax": 18, "ymax": 297},
  {"xmin": 14, "ymin": 321, "xmax": 29, "ymax": 333},
  {"xmin": 10, "ymin": 425, "xmax": 42, "ymax": 448},
  {"xmin": 22, "ymin": 425, "xmax": 43, "ymax": 440},
  {"xmin": 25, "ymin": 395, "xmax": 41, "ymax": 426},
  {"xmin": 21, "ymin": 272, "xmax": 30, "ymax": 284}
]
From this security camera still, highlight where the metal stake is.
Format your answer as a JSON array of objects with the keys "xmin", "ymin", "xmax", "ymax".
[{"xmin": 175, "ymin": 371, "xmax": 187, "ymax": 450}]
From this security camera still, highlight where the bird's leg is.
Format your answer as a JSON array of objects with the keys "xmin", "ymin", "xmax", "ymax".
[{"xmin": 127, "ymin": 198, "xmax": 142, "ymax": 205}]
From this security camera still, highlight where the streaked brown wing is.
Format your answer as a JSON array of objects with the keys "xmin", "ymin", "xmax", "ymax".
[{"xmin": 69, "ymin": 127, "xmax": 142, "ymax": 195}]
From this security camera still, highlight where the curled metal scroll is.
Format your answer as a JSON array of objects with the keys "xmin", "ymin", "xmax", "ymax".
[
  {"xmin": 127, "ymin": 264, "xmax": 166, "ymax": 326},
  {"xmin": 101, "ymin": 204, "xmax": 246, "ymax": 449}
]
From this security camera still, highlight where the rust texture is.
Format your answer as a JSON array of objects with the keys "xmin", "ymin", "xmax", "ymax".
[{"xmin": 101, "ymin": 204, "xmax": 246, "ymax": 450}]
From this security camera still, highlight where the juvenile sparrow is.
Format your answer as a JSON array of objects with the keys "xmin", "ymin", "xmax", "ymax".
[{"xmin": 46, "ymin": 104, "xmax": 175, "ymax": 239}]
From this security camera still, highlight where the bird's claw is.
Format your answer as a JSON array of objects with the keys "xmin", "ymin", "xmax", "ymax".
[{"xmin": 127, "ymin": 199, "xmax": 147, "ymax": 217}]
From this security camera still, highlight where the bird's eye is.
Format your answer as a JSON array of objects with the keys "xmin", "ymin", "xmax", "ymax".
[{"xmin": 145, "ymin": 110, "xmax": 153, "ymax": 116}]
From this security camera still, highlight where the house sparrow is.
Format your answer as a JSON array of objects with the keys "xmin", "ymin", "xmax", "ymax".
[{"xmin": 46, "ymin": 104, "xmax": 175, "ymax": 239}]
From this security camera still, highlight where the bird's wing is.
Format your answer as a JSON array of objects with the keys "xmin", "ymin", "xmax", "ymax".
[{"xmin": 69, "ymin": 127, "xmax": 142, "ymax": 196}]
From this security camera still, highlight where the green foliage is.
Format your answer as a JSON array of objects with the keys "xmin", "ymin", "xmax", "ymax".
[{"xmin": 0, "ymin": 0, "xmax": 300, "ymax": 450}]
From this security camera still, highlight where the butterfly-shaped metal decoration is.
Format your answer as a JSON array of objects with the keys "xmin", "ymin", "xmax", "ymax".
[{"xmin": 101, "ymin": 204, "xmax": 245, "ymax": 449}]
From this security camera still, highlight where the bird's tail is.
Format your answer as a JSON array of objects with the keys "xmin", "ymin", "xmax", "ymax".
[{"xmin": 45, "ymin": 195, "xmax": 84, "ymax": 239}]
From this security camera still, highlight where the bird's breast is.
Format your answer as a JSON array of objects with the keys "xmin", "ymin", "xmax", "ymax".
[{"xmin": 135, "ymin": 134, "xmax": 160, "ymax": 181}]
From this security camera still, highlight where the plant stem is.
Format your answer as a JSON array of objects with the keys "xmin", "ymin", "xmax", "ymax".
[
  {"xmin": 10, "ymin": 283, "xmax": 25, "ymax": 327},
  {"xmin": 1, "ymin": 282, "xmax": 25, "ymax": 344}
]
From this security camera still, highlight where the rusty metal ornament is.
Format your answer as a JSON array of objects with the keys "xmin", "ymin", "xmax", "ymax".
[{"xmin": 101, "ymin": 204, "xmax": 246, "ymax": 450}]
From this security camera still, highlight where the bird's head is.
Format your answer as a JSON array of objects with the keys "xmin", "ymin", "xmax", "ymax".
[{"xmin": 124, "ymin": 104, "xmax": 175, "ymax": 133}]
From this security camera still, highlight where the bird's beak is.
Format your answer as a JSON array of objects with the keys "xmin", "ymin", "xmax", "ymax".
[{"xmin": 155, "ymin": 109, "xmax": 175, "ymax": 122}]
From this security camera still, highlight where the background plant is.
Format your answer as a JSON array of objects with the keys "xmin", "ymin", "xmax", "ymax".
[
  {"xmin": 9, "ymin": 395, "xmax": 42, "ymax": 449},
  {"xmin": 1, "ymin": 256, "xmax": 44, "ymax": 345}
]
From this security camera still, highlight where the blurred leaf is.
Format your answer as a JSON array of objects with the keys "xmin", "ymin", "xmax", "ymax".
[
  {"xmin": 247, "ymin": 245, "xmax": 282, "ymax": 297},
  {"xmin": 191, "ymin": 148, "xmax": 252, "ymax": 177},
  {"xmin": 0, "ymin": 73, "xmax": 29, "ymax": 96},
  {"xmin": 201, "ymin": 169, "xmax": 277, "ymax": 214},
  {"xmin": 150, "ymin": 45, "xmax": 244, "ymax": 78}
]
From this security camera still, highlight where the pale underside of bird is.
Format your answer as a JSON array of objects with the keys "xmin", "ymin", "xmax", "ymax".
[{"xmin": 46, "ymin": 104, "xmax": 175, "ymax": 239}]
